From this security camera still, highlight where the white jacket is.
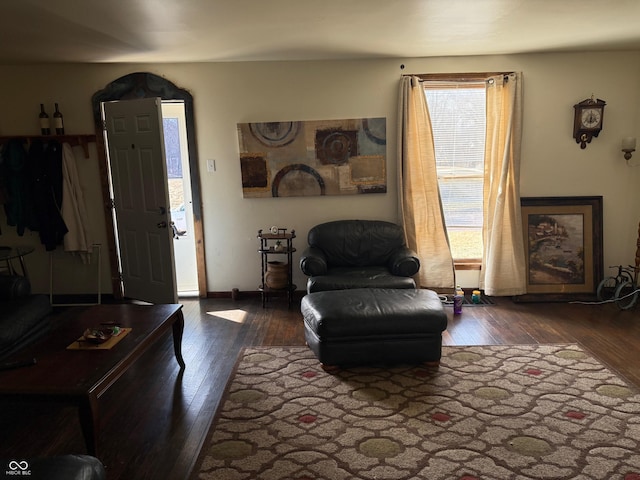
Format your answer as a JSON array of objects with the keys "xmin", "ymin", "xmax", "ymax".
[{"xmin": 61, "ymin": 143, "xmax": 92, "ymax": 263}]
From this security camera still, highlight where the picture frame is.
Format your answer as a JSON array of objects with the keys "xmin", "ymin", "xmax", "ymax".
[{"xmin": 516, "ymin": 196, "xmax": 603, "ymax": 302}]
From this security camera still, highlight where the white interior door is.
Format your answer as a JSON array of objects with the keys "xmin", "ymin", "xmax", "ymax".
[{"xmin": 103, "ymin": 97, "xmax": 178, "ymax": 304}]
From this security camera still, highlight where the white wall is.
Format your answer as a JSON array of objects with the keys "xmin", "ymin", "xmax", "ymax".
[{"xmin": 1, "ymin": 50, "xmax": 639, "ymax": 294}]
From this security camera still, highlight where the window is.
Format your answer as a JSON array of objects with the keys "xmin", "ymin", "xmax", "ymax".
[{"xmin": 423, "ymin": 81, "xmax": 486, "ymax": 262}]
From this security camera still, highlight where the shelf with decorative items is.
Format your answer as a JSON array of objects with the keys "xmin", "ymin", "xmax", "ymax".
[{"xmin": 257, "ymin": 227, "xmax": 296, "ymax": 307}]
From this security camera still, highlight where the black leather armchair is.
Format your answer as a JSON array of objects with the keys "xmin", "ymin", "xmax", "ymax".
[{"xmin": 299, "ymin": 220, "xmax": 420, "ymax": 293}]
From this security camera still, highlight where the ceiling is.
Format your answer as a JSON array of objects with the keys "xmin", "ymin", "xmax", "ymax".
[{"xmin": 3, "ymin": 0, "xmax": 640, "ymax": 64}]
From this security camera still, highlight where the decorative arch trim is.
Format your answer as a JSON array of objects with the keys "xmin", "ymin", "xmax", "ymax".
[{"xmin": 92, "ymin": 72, "xmax": 206, "ymax": 297}]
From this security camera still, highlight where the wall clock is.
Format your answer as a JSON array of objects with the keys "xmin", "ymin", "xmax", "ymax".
[{"xmin": 573, "ymin": 97, "xmax": 606, "ymax": 149}]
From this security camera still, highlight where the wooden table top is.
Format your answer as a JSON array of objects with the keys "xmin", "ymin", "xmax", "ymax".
[{"xmin": 0, "ymin": 303, "xmax": 183, "ymax": 397}]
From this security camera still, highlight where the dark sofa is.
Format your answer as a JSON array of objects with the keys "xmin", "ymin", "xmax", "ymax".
[
  {"xmin": 0, "ymin": 275, "xmax": 52, "ymax": 361},
  {"xmin": 299, "ymin": 219, "xmax": 420, "ymax": 293}
]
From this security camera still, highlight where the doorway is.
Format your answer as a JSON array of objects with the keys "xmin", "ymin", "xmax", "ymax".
[
  {"xmin": 92, "ymin": 72, "xmax": 207, "ymax": 300},
  {"xmin": 162, "ymin": 101, "xmax": 198, "ymax": 295}
]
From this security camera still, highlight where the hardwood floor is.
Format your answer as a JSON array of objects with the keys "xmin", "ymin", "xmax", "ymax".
[{"xmin": 1, "ymin": 294, "xmax": 639, "ymax": 479}]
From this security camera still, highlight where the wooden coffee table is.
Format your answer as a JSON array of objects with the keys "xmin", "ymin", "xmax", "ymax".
[{"xmin": 0, "ymin": 303, "xmax": 185, "ymax": 457}]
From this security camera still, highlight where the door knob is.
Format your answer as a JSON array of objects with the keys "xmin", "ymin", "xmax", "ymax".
[{"xmin": 157, "ymin": 221, "xmax": 167, "ymax": 228}]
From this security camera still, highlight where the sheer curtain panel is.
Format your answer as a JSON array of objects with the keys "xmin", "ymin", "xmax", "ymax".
[
  {"xmin": 479, "ymin": 73, "xmax": 526, "ymax": 295},
  {"xmin": 397, "ymin": 76, "xmax": 455, "ymax": 290}
]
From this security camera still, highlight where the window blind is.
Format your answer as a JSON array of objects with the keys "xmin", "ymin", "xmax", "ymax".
[{"xmin": 424, "ymin": 84, "xmax": 485, "ymax": 230}]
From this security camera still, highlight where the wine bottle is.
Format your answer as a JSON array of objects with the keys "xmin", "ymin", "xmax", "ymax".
[
  {"xmin": 39, "ymin": 104, "xmax": 50, "ymax": 135},
  {"xmin": 53, "ymin": 103, "xmax": 64, "ymax": 135}
]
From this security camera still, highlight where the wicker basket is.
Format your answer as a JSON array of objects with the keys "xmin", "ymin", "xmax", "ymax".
[{"xmin": 265, "ymin": 261, "xmax": 288, "ymax": 289}]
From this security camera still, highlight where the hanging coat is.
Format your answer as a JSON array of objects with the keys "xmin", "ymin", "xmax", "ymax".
[
  {"xmin": 61, "ymin": 143, "xmax": 92, "ymax": 262},
  {"xmin": 1, "ymin": 138, "xmax": 36, "ymax": 235},
  {"xmin": 29, "ymin": 139, "xmax": 68, "ymax": 250}
]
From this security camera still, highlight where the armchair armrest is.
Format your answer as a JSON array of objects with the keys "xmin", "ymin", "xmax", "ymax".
[
  {"xmin": 0, "ymin": 275, "xmax": 31, "ymax": 300},
  {"xmin": 299, "ymin": 247, "xmax": 328, "ymax": 276},
  {"xmin": 388, "ymin": 247, "xmax": 420, "ymax": 277}
]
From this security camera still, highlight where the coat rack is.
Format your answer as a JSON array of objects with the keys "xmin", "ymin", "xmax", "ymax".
[{"xmin": 0, "ymin": 134, "xmax": 97, "ymax": 159}]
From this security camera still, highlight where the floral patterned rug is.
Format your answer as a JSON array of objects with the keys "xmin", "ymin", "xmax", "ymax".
[{"xmin": 193, "ymin": 345, "xmax": 640, "ymax": 480}]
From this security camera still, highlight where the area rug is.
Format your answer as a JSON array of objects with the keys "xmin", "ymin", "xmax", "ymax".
[{"xmin": 194, "ymin": 345, "xmax": 640, "ymax": 480}]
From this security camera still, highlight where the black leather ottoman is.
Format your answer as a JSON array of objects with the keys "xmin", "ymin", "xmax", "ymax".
[{"xmin": 301, "ymin": 288, "xmax": 447, "ymax": 370}]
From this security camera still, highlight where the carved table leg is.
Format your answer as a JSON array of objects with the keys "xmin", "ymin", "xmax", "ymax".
[
  {"xmin": 172, "ymin": 310, "xmax": 186, "ymax": 369},
  {"xmin": 78, "ymin": 394, "xmax": 100, "ymax": 457}
]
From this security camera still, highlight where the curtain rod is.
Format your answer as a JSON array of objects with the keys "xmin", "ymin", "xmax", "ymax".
[{"xmin": 403, "ymin": 72, "xmax": 514, "ymax": 82}]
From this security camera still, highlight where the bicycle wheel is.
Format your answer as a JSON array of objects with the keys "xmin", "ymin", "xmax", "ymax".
[
  {"xmin": 597, "ymin": 276, "xmax": 619, "ymax": 301},
  {"xmin": 621, "ymin": 270, "xmax": 635, "ymax": 284},
  {"xmin": 614, "ymin": 281, "xmax": 639, "ymax": 310}
]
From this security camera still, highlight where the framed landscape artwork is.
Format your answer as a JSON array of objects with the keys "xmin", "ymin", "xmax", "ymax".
[
  {"xmin": 237, "ymin": 117, "xmax": 386, "ymax": 198},
  {"xmin": 517, "ymin": 196, "xmax": 603, "ymax": 302}
]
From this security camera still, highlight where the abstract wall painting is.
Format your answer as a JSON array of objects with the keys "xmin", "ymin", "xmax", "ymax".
[{"xmin": 237, "ymin": 117, "xmax": 386, "ymax": 198}]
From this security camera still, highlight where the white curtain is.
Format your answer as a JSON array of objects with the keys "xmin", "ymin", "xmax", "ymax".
[
  {"xmin": 479, "ymin": 73, "xmax": 527, "ymax": 295},
  {"xmin": 397, "ymin": 76, "xmax": 455, "ymax": 290}
]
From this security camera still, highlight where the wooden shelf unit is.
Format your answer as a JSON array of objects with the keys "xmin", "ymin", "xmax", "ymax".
[{"xmin": 257, "ymin": 228, "xmax": 296, "ymax": 307}]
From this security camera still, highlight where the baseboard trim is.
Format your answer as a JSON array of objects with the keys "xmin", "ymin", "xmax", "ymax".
[{"xmin": 206, "ymin": 290, "xmax": 306, "ymax": 301}]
